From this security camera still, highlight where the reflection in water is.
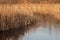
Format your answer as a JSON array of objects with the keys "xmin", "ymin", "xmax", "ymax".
[
  {"xmin": 0, "ymin": 13, "xmax": 60, "ymax": 40},
  {"xmin": 0, "ymin": 23, "xmax": 60, "ymax": 40},
  {"xmin": 0, "ymin": 28, "xmax": 24, "ymax": 40}
]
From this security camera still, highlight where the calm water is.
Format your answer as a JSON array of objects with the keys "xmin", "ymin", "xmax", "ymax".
[
  {"xmin": 0, "ymin": 22, "xmax": 60, "ymax": 40},
  {"xmin": 22, "ymin": 23, "xmax": 60, "ymax": 40}
]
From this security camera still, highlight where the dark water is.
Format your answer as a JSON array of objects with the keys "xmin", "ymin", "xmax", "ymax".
[{"xmin": 0, "ymin": 22, "xmax": 60, "ymax": 40}]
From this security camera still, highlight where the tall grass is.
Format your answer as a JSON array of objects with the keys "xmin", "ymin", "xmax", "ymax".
[
  {"xmin": 0, "ymin": 12, "xmax": 60, "ymax": 31},
  {"xmin": 0, "ymin": 12, "xmax": 37, "ymax": 31},
  {"xmin": 0, "ymin": 0, "xmax": 60, "ymax": 4},
  {"xmin": 0, "ymin": 4, "xmax": 60, "ymax": 31},
  {"xmin": 0, "ymin": 0, "xmax": 45, "ymax": 4}
]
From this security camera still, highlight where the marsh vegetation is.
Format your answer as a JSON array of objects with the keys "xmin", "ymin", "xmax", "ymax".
[{"xmin": 0, "ymin": 0, "xmax": 60, "ymax": 40}]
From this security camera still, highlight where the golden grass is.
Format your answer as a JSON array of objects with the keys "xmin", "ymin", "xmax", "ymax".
[
  {"xmin": 0, "ymin": 3, "xmax": 60, "ymax": 31},
  {"xmin": 0, "ymin": 3, "xmax": 60, "ymax": 19}
]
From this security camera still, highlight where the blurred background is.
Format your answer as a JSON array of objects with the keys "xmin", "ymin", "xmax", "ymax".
[{"xmin": 0, "ymin": 0, "xmax": 60, "ymax": 4}]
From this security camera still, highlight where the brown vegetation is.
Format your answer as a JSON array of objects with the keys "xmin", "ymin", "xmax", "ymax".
[
  {"xmin": 0, "ymin": 0, "xmax": 60, "ymax": 4},
  {"xmin": 0, "ymin": 2, "xmax": 60, "ymax": 31},
  {"xmin": 0, "ymin": 13, "xmax": 37, "ymax": 31}
]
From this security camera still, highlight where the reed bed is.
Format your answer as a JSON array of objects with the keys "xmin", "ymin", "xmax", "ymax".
[{"xmin": 0, "ymin": 3, "xmax": 60, "ymax": 31}]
